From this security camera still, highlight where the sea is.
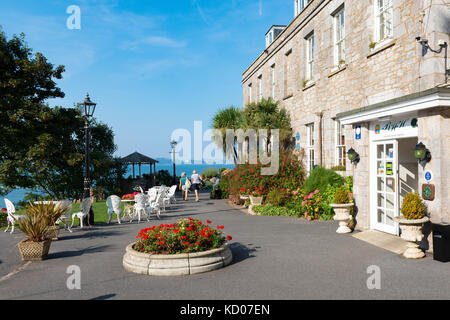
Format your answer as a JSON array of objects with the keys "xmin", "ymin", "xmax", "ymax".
[{"xmin": 0, "ymin": 162, "xmax": 234, "ymax": 206}]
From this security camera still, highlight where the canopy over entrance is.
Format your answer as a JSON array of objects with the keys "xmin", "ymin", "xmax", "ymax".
[{"xmin": 120, "ymin": 152, "xmax": 159, "ymax": 179}]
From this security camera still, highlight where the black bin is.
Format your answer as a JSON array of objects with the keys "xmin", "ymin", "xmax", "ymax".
[{"xmin": 432, "ymin": 223, "xmax": 450, "ymax": 262}]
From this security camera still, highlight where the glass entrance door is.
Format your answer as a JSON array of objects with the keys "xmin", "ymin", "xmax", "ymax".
[{"xmin": 374, "ymin": 140, "xmax": 399, "ymax": 235}]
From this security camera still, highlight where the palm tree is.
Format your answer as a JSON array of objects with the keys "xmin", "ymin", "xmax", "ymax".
[
  {"xmin": 212, "ymin": 106, "xmax": 244, "ymax": 166},
  {"xmin": 243, "ymin": 97, "xmax": 293, "ymax": 152}
]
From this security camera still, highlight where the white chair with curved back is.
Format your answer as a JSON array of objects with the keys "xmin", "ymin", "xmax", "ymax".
[
  {"xmin": 70, "ymin": 197, "xmax": 92, "ymax": 229},
  {"xmin": 131, "ymin": 193, "xmax": 148, "ymax": 224},
  {"xmin": 55, "ymin": 200, "xmax": 73, "ymax": 232},
  {"xmin": 164, "ymin": 185, "xmax": 178, "ymax": 207},
  {"xmin": 4, "ymin": 199, "xmax": 25, "ymax": 234},
  {"xmin": 106, "ymin": 195, "xmax": 122, "ymax": 224},
  {"xmin": 147, "ymin": 192, "xmax": 164, "ymax": 220}
]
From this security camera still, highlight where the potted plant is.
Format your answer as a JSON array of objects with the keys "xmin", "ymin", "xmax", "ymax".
[
  {"xmin": 123, "ymin": 218, "xmax": 233, "ymax": 276},
  {"xmin": 394, "ymin": 192, "xmax": 429, "ymax": 259},
  {"xmin": 249, "ymin": 187, "xmax": 264, "ymax": 205},
  {"xmin": 17, "ymin": 205, "xmax": 52, "ymax": 261},
  {"xmin": 29, "ymin": 202, "xmax": 65, "ymax": 241},
  {"xmin": 330, "ymin": 186, "xmax": 353, "ymax": 233}
]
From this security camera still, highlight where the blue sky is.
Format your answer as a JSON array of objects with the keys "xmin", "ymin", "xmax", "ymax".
[{"xmin": 0, "ymin": 0, "xmax": 293, "ymax": 159}]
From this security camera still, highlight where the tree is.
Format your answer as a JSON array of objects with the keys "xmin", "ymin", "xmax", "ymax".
[
  {"xmin": 211, "ymin": 98, "xmax": 294, "ymax": 167},
  {"xmin": 212, "ymin": 106, "xmax": 244, "ymax": 166},
  {"xmin": 0, "ymin": 28, "xmax": 125, "ymax": 199}
]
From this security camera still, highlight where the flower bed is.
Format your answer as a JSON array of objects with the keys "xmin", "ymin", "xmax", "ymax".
[
  {"xmin": 123, "ymin": 218, "xmax": 233, "ymax": 276},
  {"xmin": 122, "ymin": 192, "xmax": 139, "ymax": 200},
  {"xmin": 133, "ymin": 218, "xmax": 232, "ymax": 255}
]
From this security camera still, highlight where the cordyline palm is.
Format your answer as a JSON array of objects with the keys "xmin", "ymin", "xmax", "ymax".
[
  {"xmin": 212, "ymin": 106, "xmax": 244, "ymax": 167},
  {"xmin": 243, "ymin": 97, "xmax": 293, "ymax": 152}
]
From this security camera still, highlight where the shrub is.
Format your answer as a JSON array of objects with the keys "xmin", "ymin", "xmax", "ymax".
[
  {"xmin": 333, "ymin": 186, "xmax": 350, "ymax": 204},
  {"xmin": 0, "ymin": 211, "xmax": 7, "ymax": 226},
  {"xmin": 201, "ymin": 168, "xmax": 219, "ymax": 179},
  {"xmin": 331, "ymin": 165, "xmax": 346, "ymax": 171},
  {"xmin": 301, "ymin": 190, "xmax": 324, "ymax": 220},
  {"xmin": 401, "ymin": 192, "xmax": 426, "ymax": 220},
  {"xmin": 133, "ymin": 218, "xmax": 231, "ymax": 254},
  {"xmin": 302, "ymin": 166, "xmax": 344, "ymax": 194},
  {"xmin": 265, "ymin": 189, "xmax": 288, "ymax": 206},
  {"xmin": 252, "ymin": 205, "xmax": 300, "ymax": 217},
  {"xmin": 219, "ymin": 168, "xmax": 228, "ymax": 174}
]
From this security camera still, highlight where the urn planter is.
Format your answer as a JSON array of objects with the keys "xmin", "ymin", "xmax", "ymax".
[
  {"xmin": 17, "ymin": 239, "xmax": 52, "ymax": 261},
  {"xmin": 330, "ymin": 203, "xmax": 353, "ymax": 234},
  {"xmin": 394, "ymin": 216, "xmax": 429, "ymax": 259},
  {"xmin": 123, "ymin": 243, "xmax": 233, "ymax": 276},
  {"xmin": 249, "ymin": 196, "xmax": 263, "ymax": 206}
]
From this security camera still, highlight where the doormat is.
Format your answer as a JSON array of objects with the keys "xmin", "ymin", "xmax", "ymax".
[{"xmin": 352, "ymin": 230, "xmax": 408, "ymax": 255}]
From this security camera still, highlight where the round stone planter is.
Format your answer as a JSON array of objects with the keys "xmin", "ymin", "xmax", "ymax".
[
  {"xmin": 394, "ymin": 216, "xmax": 429, "ymax": 259},
  {"xmin": 17, "ymin": 239, "xmax": 52, "ymax": 261},
  {"xmin": 330, "ymin": 203, "xmax": 353, "ymax": 234},
  {"xmin": 123, "ymin": 243, "xmax": 233, "ymax": 276}
]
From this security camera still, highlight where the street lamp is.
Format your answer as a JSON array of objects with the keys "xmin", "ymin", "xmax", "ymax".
[
  {"xmin": 170, "ymin": 140, "xmax": 178, "ymax": 185},
  {"xmin": 77, "ymin": 93, "xmax": 97, "ymax": 225}
]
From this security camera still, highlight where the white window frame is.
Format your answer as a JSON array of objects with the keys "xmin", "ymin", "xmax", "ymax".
[
  {"xmin": 271, "ymin": 64, "xmax": 276, "ymax": 99},
  {"xmin": 306, "ymin": 33, "xmax": 314, "ymax": 80},
  {"xmin": 334, "ymin": 120, "xmax": 346, "ymax": 167},
  {"xmin": 374, "ymin": 0, "xmax": 393, "ymax": 42},
  {"xmin": 333, "ymin": 7, "xmax": 345, "ymax": 66},
  {"xmin": 306, "ymin": 123, "xmax": 315, "ymax": 173},
  {"xmin": 258, "ymin": 75, "xmax": 263, "ymax": 101},
  {"xmin": 295, "ymin": 0, "xmax": 310, "ymax": 16}
]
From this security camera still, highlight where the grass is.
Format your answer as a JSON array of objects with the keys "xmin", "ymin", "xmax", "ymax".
[{"xmin": 0, "ymin": 200, "xmax": 114, "ymax": 230}]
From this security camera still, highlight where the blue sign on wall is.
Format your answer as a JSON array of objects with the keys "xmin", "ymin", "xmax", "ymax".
[
  {"xmin": 355, "ymin": 125, "xmax": 362, "ymax": 140},
  {"xmin": 425, "ymin": 171, "xmax": 432, "ymax": 182},
  {"xmin": 296, "ymin": 132, "xmax": 300, "ymax": 141}
]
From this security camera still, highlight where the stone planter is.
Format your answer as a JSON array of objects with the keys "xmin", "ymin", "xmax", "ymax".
[
  {"xmin": 17, "ymin": 239, "xmax": 52, "ymax": 261},
  {"xmin": 249, "ymin": 196, "xmax": 263, "ymax": 206},
  {"xmin": 123, "ymin": 243, "xmax": 233, "ymax": 276},
  {"xmin": 394, "ymin": 216, "xmax": 430, "ymax": 259},
  {"xmin": 46, "ymin": 225, "xmax": 60, "ymax": 241},
  {"xmin": 330, "ymin": 203, "xmax": 353, "ymax": 234}
]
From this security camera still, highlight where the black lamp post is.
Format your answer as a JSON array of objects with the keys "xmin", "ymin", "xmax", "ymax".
[
  {"xmin": 170, "ymin": 140, "xmax": 177, "ymax": 185},
  {"xmin": 77, "ymin": 93, "xmax": 97, "ymax": 225},
  {"xmin": 414, "ymin": 142, "xmax": 431, "ymax": 163}
]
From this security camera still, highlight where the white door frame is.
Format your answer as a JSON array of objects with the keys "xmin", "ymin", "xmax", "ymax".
[{"xmin": 370, "ymin": 139, "xmax": 399, "ymax": 235}]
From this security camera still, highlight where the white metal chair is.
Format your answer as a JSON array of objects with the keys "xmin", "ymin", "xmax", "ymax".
[
  {"xmin": 164, "ymin": 185, "xmax": 178, "ymax": 206},
  {"xmin": 131, "ymin": 193, "xmax": 148, "ymax": 224},
  {"xmin": 70, "ymin": 197, "xmax": 92, "ymax": 229},
  {"xmin": 146, "ymin": 192, "xmax": 164, "ymax": 220},
  {"xmin": 4, "ymin": 199, "xmax": 25, "ymax": 234},
  {"xmin": 106, "ymin": 195, "xmax": 122, "ymax": 224},
  {"xmin": 55, "ymin": 200, "xmax": 73, "ymax": 232}
]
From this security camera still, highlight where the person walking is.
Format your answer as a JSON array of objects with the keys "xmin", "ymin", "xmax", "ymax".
[
  {"xmin": 179, "ymin": 172, "xmax": 190, "ymax": 201},
  {"xmin": 190, "ymin": 170, "xmax": 203, "ymax": 202}
]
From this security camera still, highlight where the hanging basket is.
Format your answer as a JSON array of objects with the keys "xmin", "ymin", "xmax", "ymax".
[{"xmin": 17, "ymin": 239, "xmax": 52, "ymax": 261}]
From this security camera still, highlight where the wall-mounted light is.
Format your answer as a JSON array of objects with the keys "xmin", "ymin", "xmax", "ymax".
[
  {"xmin": 414, "ymin": 142, "xmax": 431, "ymax": 163},
  {"xmin": 347, "ymin": 147, "xmax": 360, "ymax": 164}
]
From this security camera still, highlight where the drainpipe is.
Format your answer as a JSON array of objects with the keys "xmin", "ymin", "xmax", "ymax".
[{"xmin": 315, "ymin": 111, "xmax": 323, "ymax": 166}]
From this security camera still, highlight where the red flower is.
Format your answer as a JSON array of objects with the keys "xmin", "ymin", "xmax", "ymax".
[
  {"xmin": 1, "ymin": 208, "xmax": 7, "ymax": 212},
  {"xmin": 206, "ymin": 220, "xmax": 212, "ymax": 224},
  {"xmin": 227, "ymin": 236, "xmax": 232, "ymax": 241},
  {"xmin": 158, "ymin": 241, "xmax": 164, "ymax": 245}
]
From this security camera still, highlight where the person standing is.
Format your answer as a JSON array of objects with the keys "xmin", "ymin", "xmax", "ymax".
[
  {"xmin": 179, "ymin": 172, "xmax": 189, "ymax": 201},
  {"xmin": 191, "ymin": 170, "xmax": 203, "ymax": 202}
]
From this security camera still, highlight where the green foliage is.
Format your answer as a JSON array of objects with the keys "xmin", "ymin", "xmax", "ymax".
[
  {"xmin": 301, "ymin": 190, "xmax": 324, "ymax": 220},
  {"xmin": 333, "ymin": 186, "xmax": 351, "ymax": 204},
  {"xmin": 218, "ymin": 152, "xmax": 306, "ymax": 201},
  {"xmin": 331, "ymin": 165, "xmax": 346, "ymax": 171},
  {"xmin": 401, "ymin": 192, "xmax": 426, "ymax": 220},
  {"xmin": 0, "ymin": 29, "xmax": 125, "ymax": 199},
  {"xmin": 302, "ymin": 166, "xmax": 344, "ymax": 194},
  {"xmin": 154, "ymin": 170, "xmax": 173, "ymax": 186},
  {"xmin": 18, "ymin": 204, "xmax": 55, "ymax": 242},
  {"xmin": 265, "ymin": 189, "xmax": 285, "ymax": 206},
  {"xmin": 252, "ymin": 205, "xmax": 301, "ymax": 218},
  {"xmin": 219, "ymin": 168, "xmax": 228, "ymax": 174},
  {"xmin": 201, "ymin": 168, "xmax": 218, "ymax": 179}
]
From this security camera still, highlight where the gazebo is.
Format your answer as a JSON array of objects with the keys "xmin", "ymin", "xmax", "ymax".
[{"xmin": 120, "ymin": 152, "xmax": 159, "ymax": 179}]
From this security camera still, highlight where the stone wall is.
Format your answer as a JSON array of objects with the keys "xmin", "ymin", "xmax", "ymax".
[{"xmin": 242, "ymin": 0, "xmax": 450, "ymax": 169}]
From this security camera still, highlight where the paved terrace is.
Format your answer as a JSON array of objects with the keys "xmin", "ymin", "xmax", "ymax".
[{"xmin": 0, "ymin": 192, "xmax": 448, "ymax": 300}]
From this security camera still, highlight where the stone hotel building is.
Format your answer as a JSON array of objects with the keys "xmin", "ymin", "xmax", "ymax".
[{"xmin": 242, "ymin": 0, "xmax": 450, "ymax": 237}]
